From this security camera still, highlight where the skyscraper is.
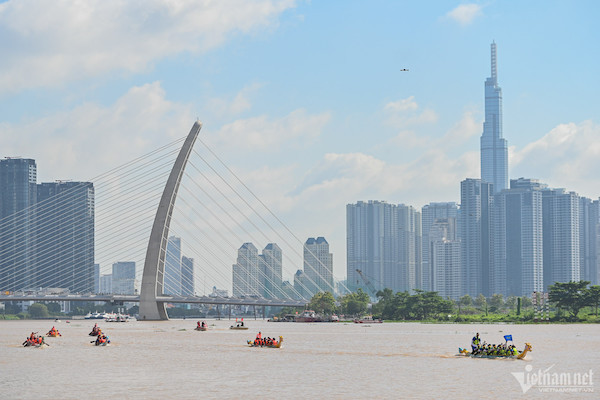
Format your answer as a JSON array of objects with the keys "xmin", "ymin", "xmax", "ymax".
[
  {"xmin": 542, "ymin": 189, "xmax": 580, "ymax": 289},
  {"xmin": 181, "ymin": 256, "xmax": 194, "ymax": 296},
  {"xmin": 460, "ymin": 179, "xmax": 493, "ymax": 298},
  {"xmin": 579, "ymin": 197, "xmax": 600, "ymax": 285},
  {"xmin": 0, "ymin": 158, "xmax": 37, "ymax": 291},
  {"xmin": 347, "ymin": 201, "xmax": 397, "ymax": 294},
  {"xmin": 35, "ymin": 181, "xmax": 95, "ymax": 293},
  {"xmin": 232, "ymin": 242, "xmax": 260, "ymax": 297},
  {"xmin": 304, "ymin": 237, "xmax": 334, "ymax": 295},
  {"xmin": 347, "ymin": 200, "xmax": 420, "ymax": 294},
  {"xmin": 493, "ymin": 179, "xmax": 544, "ymax": 297},
  {"xmin": 480, "ymin": 42, "xmax": 508, "ymax": 194},
  {"xmin": 112, "ymin": 261, "xmax": 136, "ymax": 294},
  {"xmin": 259, "ymin": 243, "xmax": 283, "ymax": 299},
  {"xmin": 430, "ymin": 218, "xmax": 461, "ymax": 299},
  {"xmin": 421, "ymin": 202, "xmax": 458, "ymax": 291},
  {"xmin": 164, "ymin": 236, "xmax": 182, "ymax": 295}
]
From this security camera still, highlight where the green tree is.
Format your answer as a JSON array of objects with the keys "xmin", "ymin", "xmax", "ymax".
[
  {"xmin": 586, "ymin": 285, "xmax": 600, "ymax": 317},
  {"xmin": 548, "ymin": 281, "xmax": 591, "ymax": 319},
  {"xmin": 374, "ymin": 288, "xmax": 395, "ymax": 319},
  {"xmin": 459, "ymin": 295, "xmax": 473, "ymax": 308},
  {"xmin": 46, "ymin": 302, "xmax": 62, "ymax": 314},
  {"xmin": 488, "ymin": 294, "xmax": 504, "ymax": 312},
  {"xmin": 308, "ymin": 291, "xmax": 336, "ymax": 315},
  {"xmin": 28, "ymin": 303, "xmax": 49, "ymax": 318},
  {"xmin": 474, "ymin": 294, "xmax": 487, "ymax": 310},
  {"xmin": 340, "ymin": 289, "xmax": 370, "ymax": 316},
  {"xmin": 505, "ymin": 296, "xmax": 517, "ymax": 311}
]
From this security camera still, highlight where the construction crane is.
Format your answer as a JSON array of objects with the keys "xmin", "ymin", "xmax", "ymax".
[{"xmin": 355, "ymin": 269, "xmax": 377, "ymax": 297}]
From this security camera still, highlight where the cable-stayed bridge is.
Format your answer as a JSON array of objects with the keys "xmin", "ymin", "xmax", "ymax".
[{"xmin": 0, "ymin": 121, "xmax": 346, "ymax": 318}]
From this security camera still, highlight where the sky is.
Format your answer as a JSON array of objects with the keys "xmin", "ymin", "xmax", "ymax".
[{"xmin": 1, "ymin": 0, "xmax": 599, "ymax": 285}]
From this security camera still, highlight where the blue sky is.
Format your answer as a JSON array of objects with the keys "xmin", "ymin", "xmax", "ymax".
[{"xmin": 1, "ymin": 1, "xmax": 598, "ymax": 282}]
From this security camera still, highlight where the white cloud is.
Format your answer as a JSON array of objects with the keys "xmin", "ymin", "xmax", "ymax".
[
  {"xmin": 442, "ymin": 110, "xmax": 480, "ymax": 143},
  {"xmin": 213, "ymin": 109, "xmax": 331, "ymax": 152},
  {"xmin": 511, "ymin": 120, "xmax": 600, "ymax": 198},
  {"xmin": 0, "ymin": 81, "xmax": 193, "ymax": 181},
  {"xmin": 0, "ymin": 0, "xmax": 296, "ymax": 93},
  {"xmin": 446, "ymin": 4, "xmax": 482, "ymax": 26},
  {"xmin": 384, "ymin": 96, "xmax": 438, "ymax": 131},
  {"xmin": 207, "ymin": 83, "xmax": 263, "ymax": 118}
]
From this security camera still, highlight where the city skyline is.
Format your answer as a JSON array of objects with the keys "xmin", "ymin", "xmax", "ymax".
[{"xmin": 0, "ymin": 1, "xmax": 598, "ymax": 281}]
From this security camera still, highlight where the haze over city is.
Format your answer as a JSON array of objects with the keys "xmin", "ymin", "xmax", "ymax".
[{"xmin": 0, "ymin": 0, "xmax": 598, "ymax": 281}]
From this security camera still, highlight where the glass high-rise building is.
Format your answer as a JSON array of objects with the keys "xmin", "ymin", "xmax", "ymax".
[
  {"xmin": 181, "ymin": 256, "xmax": 194, "ymax": 296},
  {"xmin": 304, "ymin": 237, "xmax": 334, "ymax": 295},
  {"xmin": 480, "ymin": 42, "xmax": 508, "ymax": 194},
  {"xmin": 421, "ymin": 202, "xmax": 458, "ymax": 291},
  {"xmin": 164, "ymin": 236, "xmax": 182, "ymax": 295},
  {"xmin": 347, "ymin": 200, "xmax": 420, "ymax": 294},
  {"xmin": 35, "ymin": 181, "xmax": 95, "ymax": 293},
  {"xmin": 112, "ymin": 261, "xmax": 136, "ymax": 295},
  {"xmin": 232, "ymin": 242, "xmax": 260, "ymax": 297},
  {"xmin": 259, "ymin": 243, "xmax": 283, "ymax": 299},
  {"xmin": 542, "ymin": 189, "xmax": 580, "ymax": 289},
  {"xmin": 0, "ymin": 158, "xmax": 37, "ymax": 291},
  {"xmin": 460, "ymin": 179, "xmax": 493, "ymax": 298},
  {"xmin": 493, "ymin": 179, "xmax": 544, "ymax": 297},
  {"xmin": 579, "ymin": 197, "xmax": 600, "ymax": 285}
]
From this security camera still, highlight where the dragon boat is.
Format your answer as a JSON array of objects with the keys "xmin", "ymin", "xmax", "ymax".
[
  {"xmin": 23, "ymin": 337, "xmax": 48, "ymax": 348},
  {"xmin": 458, "ymin": 343, "xmax": 532, "ymax": 359},
  {"xmin": 247, "ymin": 336, "xmax": 283, "ymax": 348},
  {"xmin": 46, "ymin": 328, "xmax": 61, "ymax": 337}
]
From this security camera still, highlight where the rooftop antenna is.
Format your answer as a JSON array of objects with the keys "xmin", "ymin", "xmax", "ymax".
[{"xmin": 491, "ymin": 41, "xmax": 497, "ymax": 86}]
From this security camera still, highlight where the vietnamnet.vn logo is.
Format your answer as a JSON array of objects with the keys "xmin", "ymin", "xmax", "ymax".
[{"xmin": 512, "ymin": 364, "xmax": 594, "ymax": 393}]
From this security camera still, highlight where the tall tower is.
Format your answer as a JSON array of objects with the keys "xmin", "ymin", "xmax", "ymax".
[
  {"xmin": 481, "ymin": 42, "xmax": 508, "ymax": 193},
  {"xmin": 0, "ymin": 158, "xmax": 37, "ymax": 291},
  {"xmin": 304, "ymin": 237, "xmax": 334, "ymax": 295}
]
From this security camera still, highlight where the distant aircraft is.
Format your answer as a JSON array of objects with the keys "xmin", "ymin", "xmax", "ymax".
[{"xmin": 400, "ymin": 69, "xmax": 409, "ymax": 71}]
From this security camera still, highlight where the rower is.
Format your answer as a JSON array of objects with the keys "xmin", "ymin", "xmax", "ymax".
[{"xmin": 471, "ymin": 333, "xmax": 480, "ymax": 353}]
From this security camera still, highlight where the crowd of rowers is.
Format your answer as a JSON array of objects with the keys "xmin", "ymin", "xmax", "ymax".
[
  {"xmin": 23, "ymin": 332, "xmax": 45, "ymax": 346},
  {"xmin": 471, "ymin": 333, "xmax": 519, "ymax": 356},
  {"xmin": 47, "ymin": 326, "xmax": 61, "ymax": 336},
  {"xmin": 251, "ymin": 332, "xmax": 278, "ymax": 347}
]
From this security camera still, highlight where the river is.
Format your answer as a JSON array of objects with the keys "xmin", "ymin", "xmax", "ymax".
[{"xmin": 0, "ymin": 319, "xmax": 597, "ymax": 399}]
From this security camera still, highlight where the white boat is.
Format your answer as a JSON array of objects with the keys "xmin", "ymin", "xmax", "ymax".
[{"xmin": 84, "ymin": 312, "xmax": 104, "ymax": 320}]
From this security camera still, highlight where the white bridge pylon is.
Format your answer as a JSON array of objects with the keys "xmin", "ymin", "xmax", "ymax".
[{"xmin": 139, "ymin": 121, "xmax": 202, "ymax": 321}]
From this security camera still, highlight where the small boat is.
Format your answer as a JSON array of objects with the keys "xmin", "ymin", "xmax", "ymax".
[
  {"xmin": 230, "ymin": 324, "xmax": 248, "ymax": 330},
  {"xmin": 195, "ymin": 321, "xmax": 208, "ymax": 331},
  {"xmin": 353, "ymin": 316, "xmax": 383, "ymax": 324},
  {"xmin": 295, "ymin": 310, "xmax": 322, "ymax": 323},
  {"xmin": 93, "ymin": 337, "xmax": 111, "ymax": 346},
  {"xmin": 458, "ymin": 343, "xmax": 532, "ymax": 359},
  {"xmin": 46, "ymin": 330, "xmax": 61, "ymax": 337},
  {"xmin": 84, "ymin": 312, "xmax": 105, "ymax": 320},
  {"xmin": 230, "ymin": 318, "xmax": 248, "ymax": 330},
  {"xmin": 89, "ymin": 328, "xmax": 102, "ymax": 336},
  {"xmin": 247, "ymin": 336, "xmax": 283, "ymax": 348},
  {"xmin": 23, "ymin": 336, "xmax": 48, "ymax": 348}
]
